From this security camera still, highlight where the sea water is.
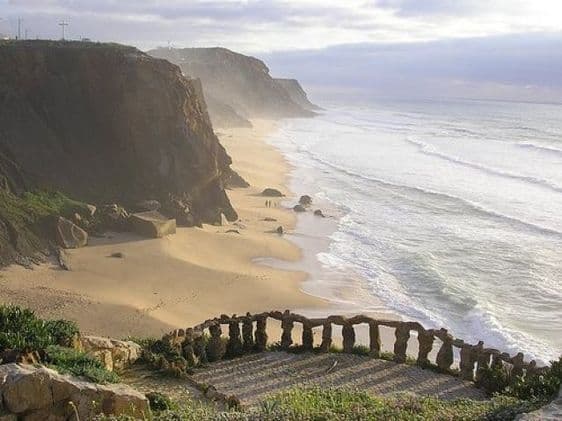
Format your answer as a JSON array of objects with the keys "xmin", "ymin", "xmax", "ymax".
[{"xmin": 266, "ymin": 98, "xmax": 562, "ymax": 364}]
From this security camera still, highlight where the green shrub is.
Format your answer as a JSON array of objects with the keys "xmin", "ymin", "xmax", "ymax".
[
  {"xmin": 478, "ymin": 356, "xmax": 562, "ymax": 405},
  {"xmin": 45, "ymin": 345, "xmax": 119, "ymax": 384},
  {"xmin": 0, "ymin": 305, "xmax": 78, "ymax": 352},
  {"xmin": 146, "ymin": 391, "xmax": 174, "ymax": 411}
]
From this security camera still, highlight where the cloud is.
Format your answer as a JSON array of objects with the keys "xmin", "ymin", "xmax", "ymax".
[
  {"xmin": 2, "ymin": 0, "xmax": 562, "ymax": 52},
  {"xmin": 260, "ymin": 33, "xmax": 562, "ymax": 103}
]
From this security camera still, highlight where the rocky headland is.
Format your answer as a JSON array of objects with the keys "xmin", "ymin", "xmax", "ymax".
[
  {"xmin": 148, "ymin": 47, "xmax": 317, "ymax": 128},
  {"xmin": 0, "ymin": 40, "xmax": 240, "ymax": 265}
]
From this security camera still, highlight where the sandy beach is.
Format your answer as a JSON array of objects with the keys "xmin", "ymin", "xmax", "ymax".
[{"xmin": 0, "ymin": 119, "xmax": 326, "ymax": 338}]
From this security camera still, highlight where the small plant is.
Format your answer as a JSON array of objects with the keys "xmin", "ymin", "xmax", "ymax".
[
  {"xmin": 0, "ymin": 305, "xmax": 79, "ymax": 352},
  {"xmin": 146, "ymin": 391, "xmax": 174, "ymax": 411},
  {"xmin": 46, "ymin": 345, "xmax": 119, "ymax": 384}
]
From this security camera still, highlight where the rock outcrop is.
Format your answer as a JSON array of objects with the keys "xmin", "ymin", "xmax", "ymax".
[
  {"xmin": 54, "ymin": 217, "xmax": 88, "ymax": 249},
  {"xmin": 79, "ymin": 336, "xmax": 141, "ymax": 372},
  {"xmin": 0, "ymin": 40, "xmax": 239, "ymax": 264},
  {"xmin": 130, "ymin": 211, "xmax": 177, "ymax": 238},
  {"xmin": 274, "ymin": 78, "xmax": 321, "ymax": 111},
  {"xmin": 0, "ymin": 363, "xmax": 148, "ymax": 419},
  {"xmin": 149, "ymin": 47, "xmax": 315, "ymax": 127}
]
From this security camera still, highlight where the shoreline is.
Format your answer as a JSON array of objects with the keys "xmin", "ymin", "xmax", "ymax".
[{"xmin": 0, "ymin": 119, "xmax": 327, "ymax": 338}]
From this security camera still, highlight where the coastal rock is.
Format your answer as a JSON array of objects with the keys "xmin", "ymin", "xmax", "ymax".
[
  {"xmin": 54, "ymin": 217, "xmax": 88, "ymax": 249},
  {"xmin": 274, "ymin": 79, "xmax": 322, "ymax": 111},
  {"xmin": 134, "ymin": 200, "xmax": 161, "ymax": 212},
  {"xmin": 149, "ymin": 47, "xmax": 315, "ymax": 126},
  {"xmin": 263, "ymin": 217, "xmax": 277, "ymax": 222},
  {"xmin": 0, "ymin": 41, "xmax": 239, "ymax": 265},
  {"xmin": 261, "ymin": 188, "xmax": 284, "ymax": 197},
  {"xmin": 79, "ymin": 336, "xmax": 141, "ymax": 372},
  {"xmin": 314, "ymin": 209, "xmax": 325, "ymax": 217},
  {"xmin": 224, "ymin": 168, "xmax": 250, "ymax": 189},
  {"xmin": 161, "ymin": 196, "xmax": 197, "ymax": 227},
  {"xmin": 293, "ymin": 204, "xmax": 306, "ymax": 213},
  {"xmin": 299, "ymin": 195, "xmax": 312, "ymax": 207},
  {"xmin": 0, "ymin": 364, "xmax": 148, "ymax": 420},
  {"xmin": 276, "ymin": 226, "xmax": 284, "ymax": 235},
  {"xmin": 97, "ymin": 204, "xmax": 130, "ymax": 232},
  {"xmin": 130, "ymin": 211, "xmax": 177, "ymax": 239}
]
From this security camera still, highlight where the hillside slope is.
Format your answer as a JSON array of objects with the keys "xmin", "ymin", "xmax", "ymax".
[
  {"xmin": 149, "ymin": 47, "xmax": 315, "ymax": 127},
  {"xmin": 0, "ymin": 40, "xmax": 238, "ymax": 264}
]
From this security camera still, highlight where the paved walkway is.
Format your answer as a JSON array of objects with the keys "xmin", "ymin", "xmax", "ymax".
[{"xmin": 189, "ymin": 351, "xmax": 487, "ymax": 405}]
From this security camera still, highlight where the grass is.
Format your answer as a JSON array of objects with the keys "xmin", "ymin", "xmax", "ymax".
[
  {"xmin": 45, "ymin": 345, "xmax": 120, "ymax": 384},
  {"xmin": 95, "ymin": 387, "xmax": 533, "ymax": 420}
]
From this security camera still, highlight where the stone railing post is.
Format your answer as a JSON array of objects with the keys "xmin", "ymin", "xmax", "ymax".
[
  {"xmin": 342, "ymin": 322, "xmax": 355, "ymax": 353},
  {"xmin": 182, "ymin": 328, "xmax": 197, "ymax": 366},
  {"xmin": 475, "ymin": 350, "xmax": 491, "ymax": 382},
  {"xmin": 281, "ymin": 311, "xmax": 294, "ymax": 350},
  {"xmin": 227, "ymin": 318, "xmax": 243, "ymax": 357},
  {"xmin": 436, "ymin": 330, "xmax": 454, "ymax": 371},
  {"xmin": 207, "ymin": 323, "xmax": 226, "ymax": 362},
  {"xmin": 368, "ymin": 322, "xmax": 381, "ymax": 358},
  {"xmin": 459, "ymin": 343, "xmax": 476, "ymax": 381},
  {"xmin": 193, "ymin": 331, "xmax": 208, "ymax": 365},
  {"xmin": 511, "ymin": 352, "xmax": 525, "ymax": 378},
  {"xmin": 417, "ymin": 330, "xmax": 434, "ymax": 366},
  {"xmin": 393, "ymin": 324, "xmax": 410, "ymax": 363},
  {"xmin": 255, "ymin": 315, "xmax": 268, "ymax": 352},
  {"xmin": 302, "ymin": 320, "xmax": 314, "ymax": 351},
  {"xmin": 320, "ymin": 321, "xmax": 332, "ymax": 353},
  {"xmin": 242, "ymin": 313, "xmax": 254, "ymax": 353}
]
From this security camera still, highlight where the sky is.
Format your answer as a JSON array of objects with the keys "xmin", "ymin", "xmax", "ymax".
[{"xmin": 2, "ymin": 0, "xmax": 562, "ymax": 102}]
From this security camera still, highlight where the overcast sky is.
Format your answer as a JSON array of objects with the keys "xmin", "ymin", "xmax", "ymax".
[{"xmin": 2, "ymin": 0, "xmax": 562, "ymax": 102}]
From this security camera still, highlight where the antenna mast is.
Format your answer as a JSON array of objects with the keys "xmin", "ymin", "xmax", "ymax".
[{"xmin": 59, "ymin": 21, "xmax": 68, "ymax": 40}]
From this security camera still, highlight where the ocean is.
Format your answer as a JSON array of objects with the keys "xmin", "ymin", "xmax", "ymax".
[{"xmin": 265, "ymin": 98, "xmax": 562, "ymax": 364}]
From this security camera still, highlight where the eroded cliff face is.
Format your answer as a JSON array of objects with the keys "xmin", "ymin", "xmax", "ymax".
[
  {"xmin": 149, "ymin": 47, "xmax": 315, "ymax": 127},
  {"xmin": 274, "ymin": 79, "xmax": 321, "ymax": 111},
  {"xmin": 0, "ymin": 41, "xmax": 237, "ymax": 246}
]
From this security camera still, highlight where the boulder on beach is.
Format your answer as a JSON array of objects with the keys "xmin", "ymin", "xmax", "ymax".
[
  {"xmin": 314, "ymin": 209, "xmax": 325, "ymax": 217},
  {"xmin": 261, "ymin": 188, "xmax": 284, "ymax": 197},
  {"xmin": 98, "ymin": 204, "xmax": 130, "ymax": 232},
  {"xmin": 130, "ymin": 211, "xmax": 177, "ymax": 238},
  {"xmin": 134, "ymin": 199, "xmax": 161, "ymax": 212},
  {"xmin": 54, "ymin": 217, "xmax": 88, "ymax": 249},
  {"xmin": 299, "ymin": 195, "xmax": 313, "ymax": 207},
  {"xmin": 293, "ymin": 204, "xmax": 306, "ymax": 213},
  {"xmin": 276, "ymin": 226, "xmax": 284, "ymax": 235}
]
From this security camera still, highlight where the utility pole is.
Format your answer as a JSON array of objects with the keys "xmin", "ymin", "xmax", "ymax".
[
  {"xmin": 59, "ymin": 21, "xmax": 68, "ymax": 40},
  {"xmin": 17, "ymin": 18, "xmax": 23, "ymax": 40}
]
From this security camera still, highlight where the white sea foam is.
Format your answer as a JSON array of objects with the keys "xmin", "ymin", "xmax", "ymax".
[{"xmin": 268, "ymin": 99, "xmax": 562, "ymax": 364}]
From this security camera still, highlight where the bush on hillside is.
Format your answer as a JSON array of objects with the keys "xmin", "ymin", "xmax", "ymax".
[
  {"xmin": 0, "ymin": 305, "xmax": 79, "ymax": 353},
  {"xmin": 45, "ymin": 345, "xmax": 119, "ymax": 384}
]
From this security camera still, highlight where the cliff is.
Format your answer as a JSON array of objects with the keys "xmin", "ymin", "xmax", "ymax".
[
  {"xmin": 274, "ymin": 78, "xmax": 321, "ymax": 111},
  {"xmin": 148, "ymin": 47, "xmax": 315, "ymax": 127},
  {"xmin": 0, "ymin": 40, "xmax": 238, "ymax": 264}
]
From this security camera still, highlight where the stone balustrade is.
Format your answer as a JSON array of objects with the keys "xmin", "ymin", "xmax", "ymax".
[{"xmin": 161, "ymin": 310, "xmax": 543, "ymax": 386}]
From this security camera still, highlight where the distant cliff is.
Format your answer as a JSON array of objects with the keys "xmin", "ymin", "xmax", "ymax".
[
  {"xmin": 149, "ymin": 47, "xmax": 316, "ymax": 128},
  {"xmin": 274, "ymin": 79, "xmax": 321, "ymax": 111},
  {"xmin": 0, "ymin": 40, "xmax": 238, "ymax": 264}
]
